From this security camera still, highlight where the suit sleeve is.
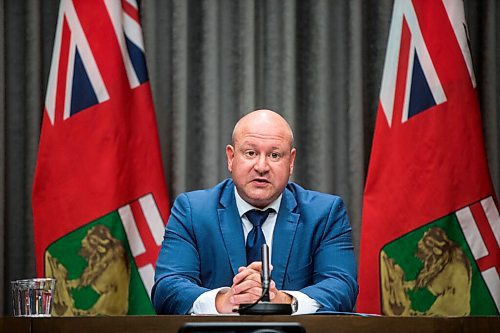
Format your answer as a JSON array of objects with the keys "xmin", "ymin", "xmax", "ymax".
[
  {"xmin": 151, "ymin": 193, "xmax": 209, "ymax": 314},
  {"xmin": 300, "ymin": 197, "xmax": 359, "ymax": 312}
]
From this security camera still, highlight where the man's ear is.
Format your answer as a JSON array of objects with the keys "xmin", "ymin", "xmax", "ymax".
[
  {"xmin": 226, "ymin": 145, "xmax": 235, "ymax": 172},
  {"xmin": 289, "ymin": 148, "xmax": 296, "ymax": 175}
]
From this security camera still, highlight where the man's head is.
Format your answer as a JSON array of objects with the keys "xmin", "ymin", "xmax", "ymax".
[{"xmin": 226, "ymin": 109, "xmax": 296, "ymax": 208}]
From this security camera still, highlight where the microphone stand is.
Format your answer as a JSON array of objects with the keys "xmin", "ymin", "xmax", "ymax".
[{"xmin": 237, "ymin": 244, "xmax": 293, "ymax": 315}]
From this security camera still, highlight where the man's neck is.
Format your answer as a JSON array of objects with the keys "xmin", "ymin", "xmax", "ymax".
[{"xmin": 234, "ymin": 188, "xmax": 282, "ymax": 217}]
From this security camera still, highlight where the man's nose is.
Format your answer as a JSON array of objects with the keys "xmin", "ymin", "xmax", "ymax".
[{"xmin": 254, "ymin": 154, "xmax": 269, "ymax": 172}]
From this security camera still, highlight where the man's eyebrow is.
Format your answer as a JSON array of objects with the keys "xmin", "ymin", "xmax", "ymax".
[{"xmin": 238, "ymin": 142, "xmax": 255, "ymax": 148}]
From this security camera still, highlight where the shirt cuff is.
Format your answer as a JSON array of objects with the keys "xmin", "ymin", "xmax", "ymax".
[
  {"xmin": 283, "ymin": 290, "xmax": 321, "ymax": 315},
  {"xmin": 190, "ymin": 287, "xmax": 229, "ymax": 314}
]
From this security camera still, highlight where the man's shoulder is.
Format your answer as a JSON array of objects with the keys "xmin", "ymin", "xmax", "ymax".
[
  {"xmin": 285, "ymin": 182, "xmax": 347, "ymax": 223},
  {"xmin": 285, "ymin": 182, "xmax": 344, "ymax": 207},
  {"xmin": 176, "ymin": 178, "xmax": 233, "ymax": 204}
]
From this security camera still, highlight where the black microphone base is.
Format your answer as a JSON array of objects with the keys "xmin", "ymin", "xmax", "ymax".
[{"xmin": 238, "ymin": 302, "xmax": 293, "ymax": 315}]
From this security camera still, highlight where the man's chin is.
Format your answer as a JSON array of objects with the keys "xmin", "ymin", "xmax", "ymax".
[{"xmin": 244, "ymin": 192, "xmax": 275, "ymax": 208}]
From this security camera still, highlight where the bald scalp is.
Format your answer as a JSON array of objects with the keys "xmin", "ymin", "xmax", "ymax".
[{"xmin": 231, "ymin": 109, "xmax": 294, "ymax": 149}]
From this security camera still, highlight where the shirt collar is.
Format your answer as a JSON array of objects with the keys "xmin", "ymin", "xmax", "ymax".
[{"xmin": 234, "ymin": 187, "xmax": 282, "ymax": 217}]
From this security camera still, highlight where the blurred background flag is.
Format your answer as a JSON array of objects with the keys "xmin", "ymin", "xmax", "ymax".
[
  {"xmin": 358, "ymin": 0, "xmax": 499, "ymax": 316},
  {"xmin": 32, "ymin": 0, "xmax": 170, "ymax": 316}
]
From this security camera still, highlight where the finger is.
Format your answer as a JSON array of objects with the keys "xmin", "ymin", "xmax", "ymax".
[
  {"xmin": 247, "ymin": 261, "xmax": 263, "ymax": 271},
  {"xmin": 268, "ymin": 280, "xmax": 279, "ymax": 300},
  {"xmin": 233, "ymin": 270, "xmax": 255, "ymax": 286},
  {"xmin": 236, "ymin": 286, "xmax": 262, "ymax": 298},
  {"xmin": 244, "ymin": 271, "xmax": 263, "ymax": 282},
  {"xmin": 233, "ymin": 267, "xmax": 260, "ymax": 285},
  {"xmin": 233, "ymin": 277, "xmax": 262, "ymax": 295},
  {"xmin": 238, "ymin": 261, "xmax": 262, "ymax": 271},
  {"xmin": 231, "ymin": 292, "xmax": 262, "ymax": 305},
  {"xmin": 270, "ymin": 280, "xmax": 276, "ymax": 290},
  {"xmin": 237, "ymin": 272, "xmax": 263, "ymax": 290}
]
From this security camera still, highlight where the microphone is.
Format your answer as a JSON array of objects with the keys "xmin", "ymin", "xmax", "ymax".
[
  {"xmin": 261, "ymin": 243, "xmax": 271, "ymax": 301},
  {"xmin": 237, "ymin": 244, "xmax": 293, "ymax": 315}
]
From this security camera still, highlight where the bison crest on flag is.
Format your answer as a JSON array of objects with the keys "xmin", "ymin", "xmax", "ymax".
[
  {"xmin": 43, "ymin": 194, "xmax": 164, "ymax": 316},
  {"xmin": 380, "ymin": 196, "xmax": 500, "ymax": 316}
]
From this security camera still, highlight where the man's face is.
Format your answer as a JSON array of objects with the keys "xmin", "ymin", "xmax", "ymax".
[{"xmin": 226, "ymin": 119, "xmax": 296, "ymax": 208}]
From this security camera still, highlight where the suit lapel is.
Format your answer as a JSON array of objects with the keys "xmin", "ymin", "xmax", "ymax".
[
  {"xmin": 271, "ymin": 188, "xmax": 300, "ymax": 289},
  {"xmin": 218, "ymin": 182, "xmax": 247, "ymax": 276}
]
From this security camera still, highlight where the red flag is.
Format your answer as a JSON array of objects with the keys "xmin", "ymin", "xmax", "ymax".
[
  {"xmin": 358, "ymin": 0, "xmax": 499, "ymax": 316},
  {"xmin": 32, "ymin": 0, "xmax": 170, "ymax": 315}
]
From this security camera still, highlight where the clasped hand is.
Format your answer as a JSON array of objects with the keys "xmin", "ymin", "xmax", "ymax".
[{"xmin": 215, "ymin": 261, "xmax": 292, "ymax": 314}]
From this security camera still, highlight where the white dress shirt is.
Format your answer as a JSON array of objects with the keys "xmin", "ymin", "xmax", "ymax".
[{"xmin": 190, "ymin": 189, "xmax": 320, "ymax": 315}]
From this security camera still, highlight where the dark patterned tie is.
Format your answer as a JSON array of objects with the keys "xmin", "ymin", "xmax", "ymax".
[{"xmin": 245, "ymin": 208, "xmax": 273, "ymax": 265}]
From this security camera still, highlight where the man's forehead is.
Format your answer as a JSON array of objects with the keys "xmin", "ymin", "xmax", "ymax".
[{"xmin": 236, "ymin": 133, "xmax": 289, "ymax": 145}]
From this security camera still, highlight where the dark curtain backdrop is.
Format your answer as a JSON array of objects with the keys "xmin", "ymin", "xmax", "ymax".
[{"xmin": 0, "ymin": 0, "xmax": 498, "ymax": 315}]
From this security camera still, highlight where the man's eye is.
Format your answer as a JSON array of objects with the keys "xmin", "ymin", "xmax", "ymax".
[
  {"xmin": 244, "ymin": 151, "xmax": 256, "ymax": 158},
  {"xmin": 270, "ymin": 152, "xmax": 281, "ymax": 160}
]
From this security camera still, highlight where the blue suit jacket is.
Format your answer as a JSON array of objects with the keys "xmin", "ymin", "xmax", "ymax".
[{"xmin": 152, "ymin": 179, "xmax": 358, "ymax": 314}]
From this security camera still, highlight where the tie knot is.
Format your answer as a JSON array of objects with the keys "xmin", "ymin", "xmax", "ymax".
[{"xmin": 245, "ymin": 208, "xmax": 274, "ymax": 227}]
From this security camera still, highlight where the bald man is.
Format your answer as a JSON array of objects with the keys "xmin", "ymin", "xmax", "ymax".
[{"xmin": 152, "ymin": 110, "xmax": 358, "ymax": 314}]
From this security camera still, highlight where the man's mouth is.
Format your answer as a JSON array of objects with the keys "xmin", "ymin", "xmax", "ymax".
[{"xmin": 252, "ymin": 178, "xmax": 270, "ymax": 186}]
